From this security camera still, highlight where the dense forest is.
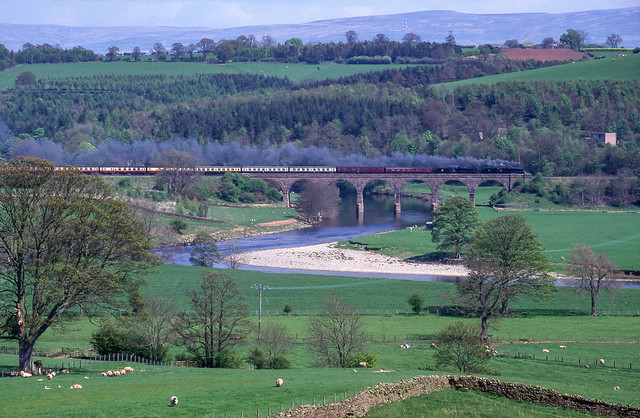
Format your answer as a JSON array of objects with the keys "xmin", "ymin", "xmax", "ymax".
[{"xmin": 1, "ymin": 65, "xmax": 639, "ymax": 177}]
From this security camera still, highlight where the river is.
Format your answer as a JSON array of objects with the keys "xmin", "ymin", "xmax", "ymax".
[{"xmin": 156, "ymin": 194, "xmax": 640, "ymax": 288}]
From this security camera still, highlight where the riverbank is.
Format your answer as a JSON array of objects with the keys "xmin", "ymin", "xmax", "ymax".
[{"xmin": 237, "ymin": 242, "xmax": 469, "ymax": 277}]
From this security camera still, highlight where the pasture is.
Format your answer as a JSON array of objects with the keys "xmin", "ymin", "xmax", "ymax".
[
  {"xmin": 1, "ymin": 262, "xmax": 639, "ymax": 416},
  {"xmin": 0, "ymin": 61, "xmax": 415, "ymax": 90},
  {"xmin": 438, "ymin": 51, "xmax": 640, "ymax": 88}
]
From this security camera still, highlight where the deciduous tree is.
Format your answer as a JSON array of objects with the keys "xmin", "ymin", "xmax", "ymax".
[
  {"xmin": 566, "ymin": 243, "xmax": 620, "ymax": 316},
  {"xmin": 431, "ymin": 195, "xmax": 481, "ymax": 258},
  {"xmin": 154, "ymin": 150, "xmax": 203, "ymax": 196},
  {"xmin": 408, "ymin": 292, "xmax": 425, "ymax": 315},
  {"xmin": 307, "ymin": 294, "xmax": 366, "ymax": 367},
  {"xmin": 433, "ymin": 321, "xmax": 491, "ymax": 373},
  {"xmin": 173, "ymin": 272, "xmax": 251, "ymax": 367},
  {"xmin": 295, "ymin": 181, "xmax": 338, "ymax": 224},
  {"xmin": 460, "ymin": 214, "xmax": 553, "ymax": 338},
  {"xmin": 189, "ymin": 232, "xmax": 221, "ymax": 267},
  {"xmin": 0, "ymin": 158, "xmax": 156, "ymax": 373},
  {"xmin": 605, "ymin": 34, "xmax": 622, "ymax": 48}
]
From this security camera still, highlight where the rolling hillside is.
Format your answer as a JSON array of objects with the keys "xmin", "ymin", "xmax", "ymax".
[{"xmin": 0, "ymin": 7, "xmax": 638, "ymax": 53}]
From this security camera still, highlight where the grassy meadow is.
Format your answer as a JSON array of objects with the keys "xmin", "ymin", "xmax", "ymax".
[
  {"xmin": 0, "ymin": 61, "xmax": 415, "ymax": 90},
  {"xmin": 438, "ymin": 51, "xmax": 640, "ymax": 89}
]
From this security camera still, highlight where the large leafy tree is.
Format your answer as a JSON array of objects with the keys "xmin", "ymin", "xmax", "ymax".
[
  {"xmin": 0, "ymin": 158, "xmax": 157, "ymax": 373},
  {"xmin": 431, "ymin": 195, "xmax": 481, "ymax": 258},
  {"xmin": 460, "ymin": 214, "xmax": 553, "ymax": 338},
  {"xmin": 566, "ymin": 243, "xmax": 620, "ymax": 316}
]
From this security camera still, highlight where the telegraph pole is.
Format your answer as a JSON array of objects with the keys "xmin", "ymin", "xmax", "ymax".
[{"xmin": 251, "ymin": 284, "xmax": 270, "ymax": 340}]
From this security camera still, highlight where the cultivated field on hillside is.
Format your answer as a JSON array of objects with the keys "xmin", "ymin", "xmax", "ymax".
[
  {"xmin": 0, "ymin": 61, "xmax": 416, "ymax": 90},
  {"xmin": 439, "ymin": 51, "xmax": 640, "ymax": 88}
]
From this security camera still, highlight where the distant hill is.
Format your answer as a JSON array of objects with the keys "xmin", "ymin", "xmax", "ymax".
[{"xmin": 0, "ymin": 7, "xmax": 638, "ymax": 54}]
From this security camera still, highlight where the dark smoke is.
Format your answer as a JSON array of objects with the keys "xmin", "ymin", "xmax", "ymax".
[{"xmin": 6, "ymin": 137, "xmax": 519, "ymax": 169}]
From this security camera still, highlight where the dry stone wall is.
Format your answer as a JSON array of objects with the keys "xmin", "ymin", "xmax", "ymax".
[{"xmin": 270, "ymin": 375, "xmax": 640, "ymax": 418}]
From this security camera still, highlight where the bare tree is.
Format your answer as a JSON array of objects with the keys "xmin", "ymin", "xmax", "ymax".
[
  {"xmin": 433, "ymin": 321, "xmax": 491, "ymax": 373},
  {"xmin": 259, "ymin": 322, "xmax": 293, "ymax": 368},
  {"xmin": 189, "ymin": 232, "xmax": 221, "ymax": 267},
  {"xmin": 134, "ymin": 296, "xmax": 175, "ymax": 361},
  {"xmin": 307, "ymin": 294, "xmax": 367, "ymax": 367},
  {"xmin": 566, "ymin": 243, "xmax": 620, "ymax": 316},
  {"xmin": 131, "ymin": 46, "xmax": 143, "ymax": 61},
  {"xmin": 223, "ymin": 238, "xmax": 243, "ymax": 269},
  {"xmin": 173, "ymin": 272, "xmax": 251, "ymax": 367},
  {"xmin": 605, "ymin": 34, "xmax": 622, "ymax": 48},
  {"xmin": 295, "ymin": 181, "xmax": 338, "ymax": 224},
  {"xmin": 345, "ymin": 30, "xmax": 358, "ymax": 44},
  {"xmin": 153, "ymin": 150, "xmax": 203, "ymax": 196}
]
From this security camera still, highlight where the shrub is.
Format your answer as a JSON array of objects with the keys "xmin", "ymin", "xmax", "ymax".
[
  {"xmin": 247, "ymin": 347, "xmax": 267, "ymax": 369},
  {"xmin": 170, "ymin": 219, "xmax": 188, "ymax": 234},
  {"xmin": 432, "ymin": 321, "xmax": 491, "ymax": 373},
  {"xmin": 270, "ymin": 355, "xmax": 292, "ymax": 369},
  {"xmin": 283, "ymin": 304, "xmax": 293, "ymax": 314},
  {"xmin": 347, "ymin": 350, "xmax": 378, "ymax": 368},
  {"xmin": 408, "ymin": 292, "xmax": 425, "ymax": 315}
]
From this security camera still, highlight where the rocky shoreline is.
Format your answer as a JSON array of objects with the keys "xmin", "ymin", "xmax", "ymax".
[{"xmin": 237, "ymin": 242, "xmax": 469, "ymax": 277}]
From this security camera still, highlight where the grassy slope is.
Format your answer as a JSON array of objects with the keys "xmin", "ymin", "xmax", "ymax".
[
  {"xmin": 438, "ymin": 52, "xmax": 640, "ymax": 88},
  {"xmin": 0, "ymin": 61, "xmax": 414, "ymax": 90}
]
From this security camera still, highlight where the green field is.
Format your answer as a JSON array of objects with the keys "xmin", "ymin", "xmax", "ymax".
[
  {"xmin": 438, "ymin": 52, "xmax": 640, "ymax": 88},
  {"xmin": 0, "ymin": 61, "xmax": 415, "ymax": 90}
]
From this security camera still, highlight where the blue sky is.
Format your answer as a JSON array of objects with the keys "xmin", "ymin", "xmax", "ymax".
[{"xmin": 2, "ymin": 0, "xmax": 638, "ymax": 27}]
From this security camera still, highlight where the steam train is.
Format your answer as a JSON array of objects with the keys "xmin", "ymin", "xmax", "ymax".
[{"xmin": 54, "ymin": 165, "xmax": 525, "ymax": 175}]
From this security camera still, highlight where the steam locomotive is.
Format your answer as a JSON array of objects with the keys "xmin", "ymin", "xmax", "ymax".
[{"xmin": 54, "ymin": 165, "xmax": 525, "ymax": 175}]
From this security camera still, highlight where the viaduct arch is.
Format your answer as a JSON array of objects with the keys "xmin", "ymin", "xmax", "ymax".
[{"xmin": 244, "ymin": 172, "xmax": 531, "ymax": 213}]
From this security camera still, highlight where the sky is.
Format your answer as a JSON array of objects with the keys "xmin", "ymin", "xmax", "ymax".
[{"xmin": 1, "ymin": 0, "xmax": 638, "ymax": 28}]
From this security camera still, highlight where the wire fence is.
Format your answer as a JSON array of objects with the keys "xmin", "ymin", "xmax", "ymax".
[{"xmin": 512, "ymin": 351, "xmax": 636, "ymax": 371}]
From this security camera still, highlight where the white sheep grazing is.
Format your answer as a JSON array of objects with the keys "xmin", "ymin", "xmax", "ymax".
[
  {"xmin": 70, "ymin": 384, "xmax": 83, "ymax": 389},
  {"xmin": 358, "ymin": 361, "xmax": 367, "ymax": 368},
  {"xmin": 106, "ymin": 371, "xmax": 114, "ymax": 377},
  {"xmin": 112, "ymin": 370, "xmax": 121, "ymax": 376},
  {"xmin": 47, "ymin": 373, "xmax": 54, "ymax": 380},
  {"xmin": 20, "ymin": 371, "xmax": 32, "ymax": 378},
  {"xmin": 123, "ymin": 366, "xmax": 134, "ymax": 372},
  {"xmin": 614, "ymin": 386, "xmax": 620, "ymax": 390},
  {"xmin": 542, "ymin": 349, "xmax": 549, "ymax": 353},
  {"xmin": 559, "ymin": 345, "xmax": 566, "ymax": 349},
  {"xmin": 275, "ymin": 378, "xmax": 284, "ymax": 387},
  {"xmin": 101, "ymin": 372, "xmax": 107, "ymax": 377},
  {"xmin": 430, "ymin": 343, "xmax": 437, "ymax": 349},
  {"xmin": 599, "ymin": 358, "xmax": 605, "ymax": 365},
  {"xmin": 170, "ymin": 396, "xmax": 179, "ymax": 406},
  {"xmin": 120, "ymin": 369, "xmax": 126, "ymax": 375}
]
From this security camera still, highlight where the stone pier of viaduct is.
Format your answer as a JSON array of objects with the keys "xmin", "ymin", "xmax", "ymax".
[{"xmin": 244, "ymin": 171, "xmax": 531, "ymax": 213}]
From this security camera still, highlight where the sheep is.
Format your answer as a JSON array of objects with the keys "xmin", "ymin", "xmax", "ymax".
[
  {"xmin": 106, "ymin": 371, "xmax": 114, "ymax": 377},
  {"xmin": 101, "ymin": 372, "xmax": 107, "ymax": 377},
  {"xmin": 170, "ymin": 396, "xmax": 179, "ymax": 406},
  {"xmin": 70, "ymin": 384, "xmax": 83, "ymax": 389},
  {"xmin": 559, "ymin": 345, "xmax": 566, "ymax": 349},
  {"xmin": 430, "ymin": 343, "xmax": 437, "ymax": 349},
  {"xmin": 61, "ymin": 369, "xmax": 70, "ymax": 374},
  {"xmin": 112, "ymin": 370, "xmax": 121, "ymax": 376},
  {"xmin": 119, "ymin": 369, "xmax": 126, "ymax": 375},
  {"xmin": 275, "ymin": 378, "xmax": 284, "ymax": 387},
  {"xmin": 614, "ymin": 386, "xmax": 620, "ymax": 390},
  {"xmin": 542, "ymin": 349, "xmax": 549, "ymax": 353},
  {"xmin": 20, "ymin": 371, "xmax": 32, "ymax": 378},
  {"xmin": 47, "ymin": 373, "xmax": 54, "ymax": 380},
  {"xmin": 44, "ymin": 386, "xmax": 50, "ymax": 390},
  {"xmin": 123, "ymin": 366, "xmax": 134, "ymax": 372},
  {"xmin": 599, "ymin": 358, "xmax": 605, "ymax": 365},
  {"xmin": 358, "ymin": 361, "xmax": 367, "ymax": 368},
  {"xmin": 584, "ymin": 365, "xmax": 591, "ymax": 369}
]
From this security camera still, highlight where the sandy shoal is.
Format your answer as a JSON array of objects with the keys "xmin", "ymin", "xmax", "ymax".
[{"xmin": 237, "ymin": 242, "xmax": 468, "ymax": 277}]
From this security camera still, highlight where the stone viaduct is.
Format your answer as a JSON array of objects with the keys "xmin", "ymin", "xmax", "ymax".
[{"xmin": 244, "ymin": 171, "xmax": 532, "ymax": 213}]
